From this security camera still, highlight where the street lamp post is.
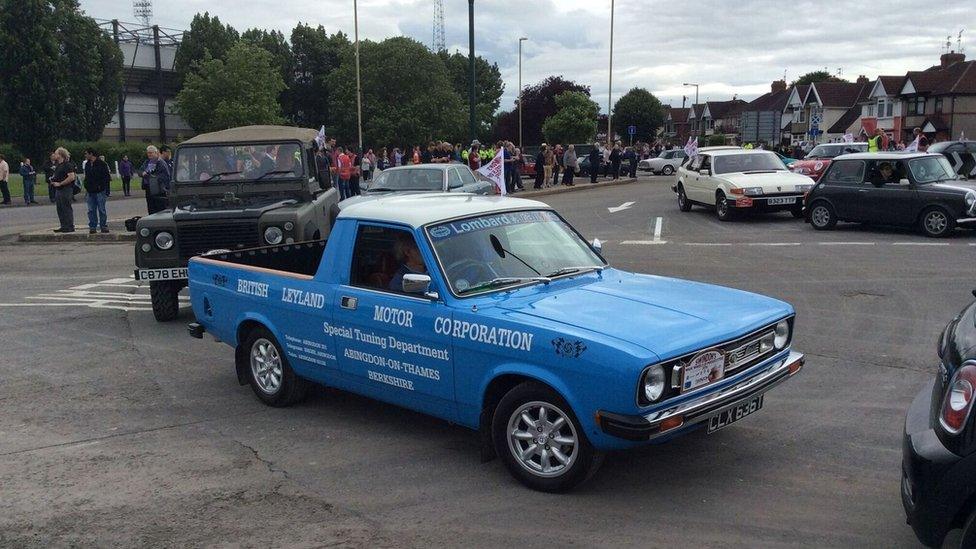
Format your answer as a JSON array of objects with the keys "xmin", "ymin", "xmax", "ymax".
[
  {"xmin": 518, "ymin": 37, "xmax": 527, "ymax": 149},
  {"xmin": 683, "ymin": 82, "xmax": 699, "ymax": 139},
  {"xmin": 354, "ymin": 0, "xmax": 363, "ymax": 152},
  {"xmin": 607, "ymin": 0, "xmax": 615, "ymax": 147},
  {"xmin": 468, "ymin": 0, "xmax": 476, "ymax": 142}
]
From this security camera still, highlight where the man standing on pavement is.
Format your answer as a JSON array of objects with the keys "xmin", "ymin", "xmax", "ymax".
[
  {"xmin": 553, "ymin": 144, "xmax": 563, "ymax": 187},
  {"xmin": 623, "ymin": 146, "xmax": 638, "ymax": 178},
  {"xmin": 588, "ymin": 144, "xmax": 601, "ymax": 184},
  {"xmin": 19, "ymin": 157, "xmax": 38, "ymax": 205},
  {"xmin": 0, "ymin": 154, "xmax": 11, "ymax": 205},
  {"xmin": 534, "ymin": 145, "xmax": 547, "ymax": 189},
  {"xmin": 50, "ymin": 147, "xmax": 77, "ymax": 232},
  {"xmin": 139, "ymin": 145, "xmax": 171, "ymax": 214},
  {"xmin": 467, "ymin": 141, "xmax": 481, "ymax": 171},
  {"xmin": 609, "ymin": 142, "xmax": 622, "ymax": 180},
  {"xmin": 562, "ymin": 145, "xmax": 577, "ymax": 186},
  {"xmin": 119, "ymin": 155, "xmax": 133, "ymax": 196},
  {"xmin": 83, "ymin": 148, "xmax": 110, "ymax": 234}
]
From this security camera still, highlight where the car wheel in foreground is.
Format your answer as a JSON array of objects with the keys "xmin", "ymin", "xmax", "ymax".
[
  {"xmin": 662, "ymin": 165, "xmax": 674, "ymax": 175},
  {"xmin": 809, "ymin": 201, "xmax": 837, "ymax": 230},
  {"xmin": 149, "ymin": 280, "xmax": 181, "ymax": 322},
  {"xmin": 716, "ymin": 192, "xmax": 734, "ymax": 222},
  {"xmin": 492, "ymin": 381, "xmax": 602, "ymax": 492},
  {"xmin": 919, "ymin": 207, "xmax": 954, "ymax": 238},
  {"xmin": 677, "ymin": 184, "xmax": 692, "ymax": 212},
  {"xmin": 240, "ymin": 327, "xmax": 308, "ymax": 407}
]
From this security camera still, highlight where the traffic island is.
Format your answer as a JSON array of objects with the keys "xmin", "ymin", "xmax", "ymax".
[
  {"xmin": 512, "ymin": 176, "xmax": 640, "ymax": 198},
  {"xmin": 18, "ymin": 220, "xmax": 135, "ymax": 243}
]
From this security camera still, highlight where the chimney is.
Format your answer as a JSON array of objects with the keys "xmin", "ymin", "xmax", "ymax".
[
  {"xmin": 941, "ymin": 51, "xmax": 965, "ymax": 68},
  {"xmin": 856, "ymin": 75, "xmax": 869, "ymax": 85},
  {"xmin": 771, "ymin": 80, "xmax": 787, "ymax": 93}
]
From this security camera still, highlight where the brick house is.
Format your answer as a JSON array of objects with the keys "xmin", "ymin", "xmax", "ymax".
[{"xmin": 898, "ymin": 52, "xmax": 976, "ymax": 143}]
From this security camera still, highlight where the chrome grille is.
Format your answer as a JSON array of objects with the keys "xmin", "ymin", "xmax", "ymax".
[
  {"xmin": 176, "ymin": 221, "xmax": 260, "ymax": 261},
  {"xmin": 725, "ymin": 331, "xmax": 775, "ymax": 373}
]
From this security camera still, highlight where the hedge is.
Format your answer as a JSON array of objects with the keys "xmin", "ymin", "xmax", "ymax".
[{"xmin": 1, "ymin": 141, "xmax": 172, "ymax": 174}]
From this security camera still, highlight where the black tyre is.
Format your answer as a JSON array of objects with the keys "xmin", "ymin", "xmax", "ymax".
[
  {"xmin": 677, "ymin": 184, "xmax": 692, "ymax": 212},
  {"xmin": 808, "ymin": 201, "xmax": 837, "ymax": 230},
  {"xmin": 790, "ymin": 205, "xmax": 804, "ymax": 219},
  {"xmin": 492, "ymin": 381, "xmax": 602, "ymax": 492},
  {"xmin": 238, "ymin": 326, "xmax": 309, "ymax": 407},
  {"xmin": 961, "ymin": 506, "xmax": 976, "ymax": 549},
  {"xmin": 919, "ymin": 206, "xmax": 954, "ymax": 238},
  {"xmin": 716, "ymin": 192, "xmax": 734, "ymax": 222},
  {"xmin": 149, "ymin": 280, "xmax": 181, "ymax": 322},
  {"xmin": 662, "ymin": 165, "xmax": 675, "ymax": 176}
]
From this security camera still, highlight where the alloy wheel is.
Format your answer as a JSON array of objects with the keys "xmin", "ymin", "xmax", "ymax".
[
  {"xmin": 507, "ymin": 401, "xmax": 579, "ymax": 478},
  {"xmin": 250, "ymin": 338, "xmax": 283, "ymax": 394},
  {"xmin": 924, "ymin": 210, "xmax": 948, "ymax": 235}
]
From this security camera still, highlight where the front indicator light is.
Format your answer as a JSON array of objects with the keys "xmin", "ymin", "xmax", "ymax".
[
  {"xmin": 141, "ymin": 243, "xmax": 151, "ymax": 253},
  {"xmin": 659, "ymin": 415, "xmax": 684, "ymax": 433}
]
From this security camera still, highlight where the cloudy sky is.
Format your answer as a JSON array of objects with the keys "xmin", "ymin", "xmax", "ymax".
[{"xmin": 81, "ymin": 0, "xmax": 975, "ymax": 113}]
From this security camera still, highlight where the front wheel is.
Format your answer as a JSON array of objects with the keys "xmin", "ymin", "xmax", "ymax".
[
  {"xmin": 919, "ymin": 207, "xmax": 954, "ymax": 238},
  {"xmin": 809, "ymin": 201, "xmax": 837, "ymax": 230},
  {"xmin": 716, "ymin": 192, "xmax": 734, "ymax": 222},
  {"xmin": 492, "ymin": 381, "xmax": 602, "ymax": 492},
  {"xmin": 677, "ymin": 184, "xmax": 692, "ymax": 212},
  {"xmin": 662, "ymin": 165, "xmax": 674, "ymax": 176},
  {"xmin": 149, "ymin": 280, "xmax": 182, "ymax": 321},
  {"xmin": 239, "ymin": 327, "xmax": 309, "ymax": 407}
]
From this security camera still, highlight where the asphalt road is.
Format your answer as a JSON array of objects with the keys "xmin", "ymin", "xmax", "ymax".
[{"xmin": 1, "ymin": 174, "xmax": 970, "ymax": 547}]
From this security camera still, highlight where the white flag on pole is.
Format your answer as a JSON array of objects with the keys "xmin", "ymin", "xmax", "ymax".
[
  {"xmin": 842, "ymin": 133, "xmax": 854, "ymax": 144},
  {"xmin": 478, "ymin": 148, "xmax": 506, "ymax": 195},
  {"xmin": 904, "ymin": 136, "xmax": 920, "ymax": 152},
  {"xmin": 683, "ymin": 136, "xmax": 698, "ymax": 158},
  {"xmin": 315, "ymin": 125, "xmax": 326, "ymax": 148}
]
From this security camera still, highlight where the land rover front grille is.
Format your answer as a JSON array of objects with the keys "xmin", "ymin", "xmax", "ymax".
[{"xmin": 177, "ymin": 222, "xmax": 261, "ymax": 261}]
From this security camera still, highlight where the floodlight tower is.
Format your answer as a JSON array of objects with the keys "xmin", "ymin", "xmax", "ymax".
[
  {"xmin": 133, "ymin": 0, "xmax": 152, "ymax": 26},
  {"xmin": 433, "ymin": 0, "xmax": 446, "ymax": 52}
]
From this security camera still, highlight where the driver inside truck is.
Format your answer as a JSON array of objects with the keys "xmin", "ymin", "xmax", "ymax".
[{"xmin": 388, "ymin": 233, "xmax": 428, "ymax": 292}]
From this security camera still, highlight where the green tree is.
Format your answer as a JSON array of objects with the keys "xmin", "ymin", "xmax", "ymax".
[
  {"xmin": 496, "ymin": 76, "xmax": 590, "ymax": 145},
  {"xmin": 612, "ymin": 87, "xmax": 664, "ymax": 143},
  {"xmin": 175, "ymin": 43, "xmax": 285, "ymax": 132},
  {"xmin": 542, "ymin": 91, "xmax": 599, "ymax": 145},
  {"xmin": 327, "ymin": 37, "xmax": 463, "ymax": 147},
  {"xmin": 793, "ymin": 70, "xmax": 847, "ymax": 86},
  {"xmin": 174, "ymin": 12, "xmax": 240, "ymax": 82},
  {"xmin": 438, "ymin": 50, "xmax": 504, "ymax": 141},
  {"xmin": 242, "ymin": 28, "xmax": 294, "ymax": 119},
  {"xmin": 289, "ymin": 23, "xmax": 349, "ymax": 128}
]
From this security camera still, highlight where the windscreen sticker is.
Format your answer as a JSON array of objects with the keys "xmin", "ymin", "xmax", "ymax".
[{"xmin": 428, "ymin": 211, "xmax": 556, "ymax": 240}]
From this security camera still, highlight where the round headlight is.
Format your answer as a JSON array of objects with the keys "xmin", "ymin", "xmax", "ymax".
[
  {"xmin": 643, "ymin": 364, "xmax": 666, "ymax": 402},
  {"xmin": 154, "ymin": 231, "xmax": 174, "ymax": 250},
  {"xmin": 264, "ymin": 226, "xmax": 283, "ymax": 245},
  {"xmin": 139, "ymin": 227, "xmax": 150, "ymax": 237},
  {"xmin": 774, "ymin": 320, "xmax": 790, "ymax": 350},
  {"xmin": 283, "ymin": 221, "xmax": 294, "ymax": 231}
]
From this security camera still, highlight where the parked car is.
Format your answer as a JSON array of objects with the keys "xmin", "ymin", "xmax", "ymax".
[
  {"xmin": 789, "ymin": 142, "xmax": 868, "ymax": 181},
  {"xmin": 805, "ymin": 152, "xmax": 976, "ymax": 237},
  {"xmin": 638, "ymin": 149, "xmax": 688, "ymax": 175},
  {"xmin": 673, "ymin": 149, "xmax": 815, "ymax": 221},
  {"xmin": 336, "ymin": 164, "xmax": 495, "ymax": 218},
  {"xmin": 519, "ymin": 154, "xmax": 537, "ymax": 178},
  {"xmin": 902, "ymin": 292, "xmax": 976, "ymax": 547},
  {"xmin": 132, "ymin": 125, "xmax": 339, "ymax": 321},
  {"xmin": 186, "ymin": 193, "xmax": 804, "ymax": 492},
  {"xmin": 928, "ymin": 140, "xmax": 976, "ymax": 179},
  {"xmin": 774, "ymin": 151, "xmax": 798, "ymax": 167},
  {"xmin": 578, "ymin": 153, "xmax": 605, "ymax": 177}
]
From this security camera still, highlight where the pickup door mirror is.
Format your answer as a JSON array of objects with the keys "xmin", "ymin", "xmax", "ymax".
[
  {"xmin": 402, "ymin": 273, "xmax": 437, "ymax": 299},
  {"xmin": 590, "ymin": 238, "xmax": 603, "ymax": 254},
  {"xmin": 899, "ymin": 178, "xmax": 911, "ymax": 186},
  {"xmin": 699, "ymin": 169, "xmax": 709, "ymax": 176}
]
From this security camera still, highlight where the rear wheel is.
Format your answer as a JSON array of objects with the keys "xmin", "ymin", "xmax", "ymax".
[
  {"xmin": 149, "ymin": 280, "xmax": 181, "ymax": 322},
  {"xmin": 492, "ymin": 381, "xmax": 602, "ymax": 492},
  {"xmin": 662, "ymin": 165, "xmax": 674, "ymax": 176},
  {"xmin": 677, "ymin": 184, "xmax": 692, "ymax": 212},
  {"xmin": 239, "ymin": 326, "xmax": 309, "ymax": 407},
  {"xmin": 809, "ymin": 201, "xmax": 837, "ymax": 230},
  {"xmin": 919, "ymin": 206, "xmax": 954, "ymax": 238},
  {"xmin": 716, "ymin": 192, "xmax": 734, "ymax": 222}
]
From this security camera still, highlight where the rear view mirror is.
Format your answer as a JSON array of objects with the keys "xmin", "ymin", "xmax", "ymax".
[
  {"xmin": 699, "ymin": 169, "xmax": 709, "ymax": 176},
  {"xmin": 402, "ymin": 273, "xmax": 431, "ymax": 294}
]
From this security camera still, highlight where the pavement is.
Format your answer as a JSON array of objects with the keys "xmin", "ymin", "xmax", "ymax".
[{"xmin": 0, "ymin": 173, "xmax": 967, "ymax": 547}]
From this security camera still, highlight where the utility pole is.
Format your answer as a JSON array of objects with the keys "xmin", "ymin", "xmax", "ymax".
[
  {"xmin": 683, "ymin": 83, "xmax": 700, "ymax": 138},
  {"xmin": 518, "ymin": 37, "xmax": 527, "ymax": 148},
  {"xmin": 606, "ymin": 0, "xmax": 615, "ymax": 147},
  {"xmin": 354, "ymin": 0, "xmax": 363, "ymax": 152},
  {"xmin": 468, "ymin": 0, "xmax": 476, "ymax": 142}
]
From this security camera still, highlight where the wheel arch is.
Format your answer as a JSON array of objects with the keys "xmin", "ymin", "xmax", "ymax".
[
  {"xmin": 233, "ymin": 314, "xmax": 281, "ymax": 386},
  {"xmin": 915, "ymin": 202, "xmax": 956, "ymax": 225}
]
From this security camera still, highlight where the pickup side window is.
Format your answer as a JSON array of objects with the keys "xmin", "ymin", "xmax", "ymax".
[{"xmin": 350, "ymin": 224, "xmax": 429, "ymax": 294}]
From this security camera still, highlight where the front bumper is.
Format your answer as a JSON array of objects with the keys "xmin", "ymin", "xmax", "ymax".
[
  {"xmin": 598, "ymin": 350, "xmax": 804, "ymax": 441},
  {"xmin": 725, "ymin": 195, "xmax": 804, "ymax": 211},
  {"xmin": 902, "ymin": 379, "xmax": 968, "ymax": 547}
]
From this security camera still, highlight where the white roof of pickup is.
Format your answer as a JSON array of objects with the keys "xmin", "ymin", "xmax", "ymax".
[{"xmin": 336, "ymin": 193, "xmax": 551, "ymax": 228}]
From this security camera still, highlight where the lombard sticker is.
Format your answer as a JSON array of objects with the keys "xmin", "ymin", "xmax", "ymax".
[
  {"xmin": 281, "ymin": 287, "xmax": 325, "ymax": 309},
  {"xmin": 429, "ymin": 226, "xmax": 452, "ymax": 239},
  {"xmin": 552, "ymin": 337, "xmax": 587, "ymax": 358},
  {"xmin": 237, "ymin": 279, "xmax": 269, "ymax": 298},
  {"xmin": 428, "ymin": 211, "xmax": 555, "ymax": 240}
]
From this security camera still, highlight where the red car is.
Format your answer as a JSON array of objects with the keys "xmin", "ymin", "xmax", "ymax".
[
  {"xmin": 519, "ymin": 154, "xmax": 537, "ymax": 178},
  {"xmin": 790, "ymin": 142, "xmax": 867, "ymax": 181}
]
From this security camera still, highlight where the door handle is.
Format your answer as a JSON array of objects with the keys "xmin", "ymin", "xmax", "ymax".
[{"xmin": 340, "ymin": 296, "xmax": 358, "ymax": 310}]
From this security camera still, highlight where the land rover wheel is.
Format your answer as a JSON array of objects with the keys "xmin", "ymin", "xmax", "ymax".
[
  {"xmin": 716, "ymin": 192, "xmax": 734, "ymax": 222},
  {"xmin": 662, "ymin": 165, "xmax": 674, "ymax": 176},
  {"xmin": 919, "ymin": 206, "xmax": 954, "ymax": 238},
  {"xmin": 239, "ymin": 327, "xmax": 308, "ymax": 407},
  {"xmin": 677, "ymin": 184, "xmax": 692, "ymax": 212},
  {"xmin": 149, "ymin": 280, "xmax": 181, "ymax": 321},
  {"xmin": 809, "ymin": 201, "xmax": 837, "ymax": 230},
  {"xmin": 492, "ymin": 381, "xmax": 602, "ymax": 492}
]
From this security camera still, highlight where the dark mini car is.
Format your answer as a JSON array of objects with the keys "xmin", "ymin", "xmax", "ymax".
[
  {"xmin": 805, "ymin": 152, "xmax": 976, "ymax": 237},
  {"xmin": 902, "ymin": 293, "xmax": 976, "ymax": 547},
  {"xmin": 928, "ymin": 140, "xmax": 976, "ymax": 179}
]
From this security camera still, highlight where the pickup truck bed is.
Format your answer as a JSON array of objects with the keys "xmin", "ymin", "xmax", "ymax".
[{"xmin": 200, "ymin": 240, "xmax": 326, "ymax": 277}]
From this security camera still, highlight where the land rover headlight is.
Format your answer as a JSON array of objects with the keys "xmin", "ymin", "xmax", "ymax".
[
  {"xmin": 642, "ymin": 364, "xmax": 666, "ymax": 402},
  {"xmin": 154, "ymin": 231, "xmax": 174, "ymax": 250},
  {"xmin": 774, "ymin": 320, "xmax": 791, "ymax": 350},
  {"xmin": 264, "ymin": 226, "xmax": 283, "ymax": 245}
]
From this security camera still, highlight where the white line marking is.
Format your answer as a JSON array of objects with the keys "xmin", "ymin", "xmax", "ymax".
[
  {"xmin": 817, "ymin": 242, "xmax": 876, "ymax": 246},
  {"xmin": 99, "ymin": 278, "xmax": 136, "ymax": 284},
  {"xmin": 746, "ymin": 242, "xmax": 801, "ymax": 247},
  {"xmin": 684, "ymin": 243, "xmax": 733, "ymax": 246},
  {"xmin": 652, "ymin": 217, "xmax": 665, "ymax": 243},
  {"xmin": 620, "ymin": 240, "xmax": 669, "ymax": 245},
  {"xmin": 71, "ymin": 283, "xmax": 144, "ymax": 290},
  {"xmin": 892, "ymin": 242, "xmax": 951, "ymax": 246}
]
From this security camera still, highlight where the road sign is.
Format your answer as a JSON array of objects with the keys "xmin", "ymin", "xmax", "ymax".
[{"xmin": 627, "ymin": 125, "xmax": 636, "ymax": 136}]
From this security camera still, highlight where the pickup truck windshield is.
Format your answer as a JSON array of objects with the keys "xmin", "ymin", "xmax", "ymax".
[
  {"xmin": 174, "ymin": 143, "xmax": 306, "ymax": 183},
  {"xmin": 367, "ymin": 168, "xmax": 443, "ymax": 192},
  {"xmin": 426, "ymin": 210, "xmax": 605, "ymax": 295},
  {"xmin": 713, "ymin": 152, "xmax": 785, "ymax": 174}
]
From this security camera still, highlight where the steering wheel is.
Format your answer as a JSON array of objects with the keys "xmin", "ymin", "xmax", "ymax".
[{"xmin": 445, "ymin": 258, "xmax": 495, "ymax": 286}]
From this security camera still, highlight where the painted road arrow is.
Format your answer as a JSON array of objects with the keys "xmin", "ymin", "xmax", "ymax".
[{"xmin": 607, "ymin": 201, "xmax": 635, "ymax": 213}]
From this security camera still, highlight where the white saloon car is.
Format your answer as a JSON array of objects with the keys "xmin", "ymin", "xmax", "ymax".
[
  {"xmin": 638, "ymin": 149, "xmax": 689, "ymax": 175},
  {"xmin": 672, "ymin": 149, "xmax": 816, "ymax": 221}
]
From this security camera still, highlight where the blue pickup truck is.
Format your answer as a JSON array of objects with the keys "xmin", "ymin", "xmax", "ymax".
[{"xmin": 187, "ymin": 193, "xmax": 804, "ymax": 491}]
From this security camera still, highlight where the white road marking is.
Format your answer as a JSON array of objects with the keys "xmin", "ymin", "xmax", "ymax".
[
  {"xmin": 746, "ymin": 242, "xmax": 802, "ymax": 247},
  {"xmin": 2, "ymin": 274, "xmax": 184, "ymax": 312},
  {"xmin": 99, "ymin": 278, "xmax": 135, "ymax": 284},
  {"xmin": 684, "ymin": 243, "xmax": 733, "ymax": 246},
  {"xmin": 652, "ymin": 216, "xmax": 665, "ymax": 243},
  {"xmin": 607, "ymin": 201, "xmax": 635, "ymax": 213},
  {"xmin": 817, "ymin": 242, "xmax": 876, "ymax": 246},
  {"xmin": 892, "ymin": 242, "xmax": 951, "ymax": 246},
  {"xmin": 620, "ymin": 240, "xmax": 669, "ymax": 245},
  {"xmin": 71, "ymin": 283, "xmax": 144, "ymax": 290}
]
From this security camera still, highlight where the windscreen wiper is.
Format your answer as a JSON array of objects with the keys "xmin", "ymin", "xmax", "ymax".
[
  {"xmin": 254, "ymin": 170, "xmax": 295, "ymax": 181},
  {"xmin": 459, "ymin": 276, "xmax": 551, "ymax": 294},
  {"xmin": 546, "ymin": 265, "xmax": 606, "ymax": 278},
  {"xmin": 202, "ymin": 171, "xmax": 242, "ymax": 182}
]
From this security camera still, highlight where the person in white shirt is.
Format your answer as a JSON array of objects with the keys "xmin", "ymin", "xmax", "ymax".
[{"xmin": 0, "ymin": 154, "xmax": 11, "ymax": 204}]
